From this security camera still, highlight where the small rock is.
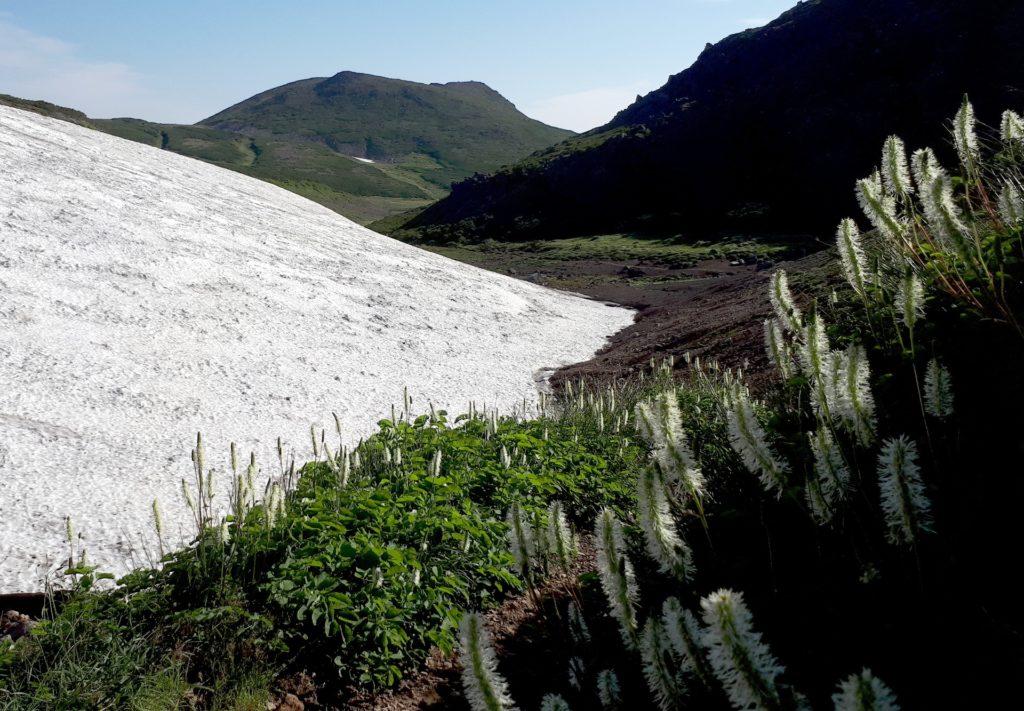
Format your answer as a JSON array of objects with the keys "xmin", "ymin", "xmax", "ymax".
[
  {"xmin": 274, "ymin": 692, "xmax": 304, "ymax": 711},
  {"xmin": 1, "ymin": 610, "xmax": 35, "ymax": 641}
]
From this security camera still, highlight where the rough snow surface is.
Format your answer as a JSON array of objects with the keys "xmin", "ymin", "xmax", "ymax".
[{"xmin": 0, "ymin": 105, "xmax": 633, "ymax": 592}]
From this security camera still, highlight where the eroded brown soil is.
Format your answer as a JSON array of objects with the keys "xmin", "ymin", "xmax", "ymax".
[{"xmin": 545, "ymin": 249, "xmax": 836, "ymax": 387}]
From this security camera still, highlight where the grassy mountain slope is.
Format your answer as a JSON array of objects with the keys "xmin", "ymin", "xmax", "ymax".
[
  {"xmin": 3, "ymin": 71, "xmax": 572, "ymax": 225},
  {"xmin": 200, "ymin": 72, "xmax": 573, "ymax": 192},
  {"xmin": 0, "ymin": 94, "xmax": 95, "ymax": 128},
  {"xmin": 391, "ymin": 0, "xmax": 1024, "ymax": 242},
  {"xmin": 90, "ymin": 115, "xmax": 436, "ymax": 223}
]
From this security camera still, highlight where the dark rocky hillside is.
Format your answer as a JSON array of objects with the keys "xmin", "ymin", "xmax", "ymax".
[{"xmin": 394, "ymin": 0, "xmax": 1024, "ymax": 242}]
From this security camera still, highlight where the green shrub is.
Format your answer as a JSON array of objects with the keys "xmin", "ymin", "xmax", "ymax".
[{"xmin": 1, "ymin": 405, "xmax": 644, "ymax": 705}]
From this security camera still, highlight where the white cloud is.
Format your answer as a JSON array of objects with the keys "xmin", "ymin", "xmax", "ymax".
[
  {"xmin": 0, "ymin": 19, "xmax": 158, "ymax": 119},
  {"xmin": 521, "ymin": 81, "xmax": 659, "ymax": 133}
]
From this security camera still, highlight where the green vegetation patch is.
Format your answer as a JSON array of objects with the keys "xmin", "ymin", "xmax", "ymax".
[
  {"xmin": 91, "ymin": 117, "xmax": 441, "ymax": 224},
  {"xmin": 0, "ymin": 94, "xmax": 94, "ymax": 127},
  {"xmin": 0, "ymin": 407, "xmax": 642, "ymax": 707}
]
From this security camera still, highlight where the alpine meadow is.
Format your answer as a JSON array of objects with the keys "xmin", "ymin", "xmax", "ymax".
[{"xmin": 1, "ymin": 0, "xmax": 1023, "ymax": 709}]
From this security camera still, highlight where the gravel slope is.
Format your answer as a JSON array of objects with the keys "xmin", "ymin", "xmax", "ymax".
[{"xmin": 0, "ymin": 105, "xmax": 633, "ymax": 592}]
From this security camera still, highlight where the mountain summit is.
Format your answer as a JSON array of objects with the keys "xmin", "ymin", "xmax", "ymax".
[
  {"xmin": 395, "ymin": 0, "xmax": 1024, "ymax": 242},
  {"xmin": 200, "ymin": 71, "xmax": 572, "ymax": 190}
]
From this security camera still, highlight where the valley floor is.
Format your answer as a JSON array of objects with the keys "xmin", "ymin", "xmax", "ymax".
[{"xmin": 415, "ymin": 233, "xmax": 825, "ymax": 385}]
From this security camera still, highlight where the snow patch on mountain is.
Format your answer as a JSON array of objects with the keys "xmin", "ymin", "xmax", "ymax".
[{"xmin": 0, "ymin": 105, "xmax": 632, "ymax": 592}]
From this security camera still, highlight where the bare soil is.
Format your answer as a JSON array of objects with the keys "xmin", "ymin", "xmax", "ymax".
[
  {"xmin": 532, "ymin": 248, "xmax": 836, "ymax": 387},
  {"xmin": 420, "ymin": 237, "xmax": 833, "ymax": 388}
]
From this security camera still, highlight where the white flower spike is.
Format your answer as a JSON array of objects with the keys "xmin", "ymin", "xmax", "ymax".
[
  {"xmin": 954, "ymin": 98, "xmax": 979, "ymax": 167},
  {"xmin": 770, "ymin": 270, "xmax": 802, "ymax": 333},
  {"xmin": 540, "ymin": 694, "xmax": 570, "ymax": 711},
  {"xmin": 836, "ymin": 218, "xmax": 871, "ymax": 298},
  {"xmin": 834, "ymin": 344, "xmax": 877, "ymax": 446},
  {"xmin": 910, "ymin": 148, "xmax": 940, "ymax": 192},
  {"xmin": 764, "ymin": 318, "xmax": 795, "ymax": 379},
  {"xmin": 596, "ymin": 669, "xmax": 622, "ymax": 709},
  {"xmin": 799, "ymin": 311, "xmax": 834, "ymax": 418},
  {"xmin": 895, "ymin": 272, "xmax": 925, "ymax": 332},
  {"xmin": 923, "ymin": 359, "xmax": 954, "ymax": 418},
  {"xmin": 641, "ymin": 617, "xmax": 684, "ymax": 710},
  {"xmin": 998, "ymin": 181, "xmax": 1024, "ymax": 225},
  {"xmin": 459, "ymin": 612, "xmax": 517, "ymax": 711},
  {"xmin": 594, "ymin": 508, "xmax": 639, "ymax": 649},
  {"xmin": 636, "ymin": 467, "xmax": 695, "ymax": 580},
  {"xmin": 727, "ymin": 391, "xmax": 789, "ymax": 496},
  {"xmin": 653, "ymin": 390, "xmax": 706, "ymax": 500},
  {"xmin": 881, "ymin": 135, "xmax": 913, "ymax": 197},
  {"xmin": 857, "ymin": 171, "xmax": 904, "ymax": 242},
  {"xmin": 635, "ymin": 392, "xmax": 706, "ymax": 504},
  {"xmin": 921, "ymin": 167, "xmax": 971, "ymax": 259},
  {"xmin": 506, "ymin": 501, "xmax": 535, "ymax": 582},
  {"xmin": 809, "ymin": 428, "xmax": 851, "ymax": 505},
  {"xmin": 877, "ymin": 436, "xmax": 933, "ymax": 546},
  {"xmin": 832, "ymin": 668, "xmax": 900, "ymax": 711},
  {"xmin": 1001, "ymin": 109, "xmax": 1024, "ymax": 143},
  {"xmin": 663, "ymin": 597, "xmax": 714, "ymax": 689},
  {"xmin": 546, "ymin": 500, "xmax": 576, "ymax": 573},
  {"xmin": 700, "ymin": 589, "xmax": 785, "ymax": 711}
]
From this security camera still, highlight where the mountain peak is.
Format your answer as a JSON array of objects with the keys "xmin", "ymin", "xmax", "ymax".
[{"xmin": 198, "ymin": 70, "xmax": 572, "ymax": 198}]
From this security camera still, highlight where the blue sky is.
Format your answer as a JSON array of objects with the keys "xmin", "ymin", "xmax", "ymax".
[{"xmin": 0, "ymin": 0, "xmax": 796, "ymax": 132}]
